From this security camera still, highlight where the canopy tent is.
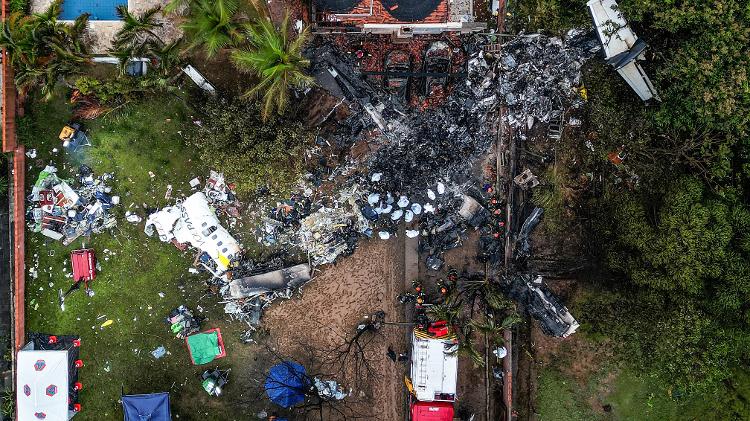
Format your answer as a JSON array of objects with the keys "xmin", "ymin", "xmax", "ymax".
[
  {"xmin": 264, "ymin": 362, "xmax": 309, "ymax": 408},
  {"xmin": 122, "ymin": 392, "xmax": 171, "ymax": 421},
  {"xmin": 17, "ymin": 334, "xmax": 81, "ymax": 420},
  {"xmin": 185, "ymin": 328, "xmax": 226, "ymax": 365}
]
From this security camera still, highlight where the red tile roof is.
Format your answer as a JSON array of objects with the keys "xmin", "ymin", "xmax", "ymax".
[{"xmin": 317, "ymin": 0, "xmax": 449, "ymax": 25}]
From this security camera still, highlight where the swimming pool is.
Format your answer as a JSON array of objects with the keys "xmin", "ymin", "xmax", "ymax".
[{"xmin": 59, "ymin": 0, "xmax": 128, "ymax": 20}]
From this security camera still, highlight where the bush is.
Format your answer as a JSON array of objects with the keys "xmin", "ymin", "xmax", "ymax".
[
  {"xmin": 9, "ymin": 0, "xmax": 27, "ymax": 13},
  {"xmin": 620, "ymin": 0, "xmax": 750, "ymax": 188},
  {"xmin": 184, "ymin": 97, "xmax": 311, "ymax": 196},
  {"xmin": 588, "ymin": 175, "xmax": 750, "ymax": 392},
  {"xmin": 509, "ymin": 0, "xmax": 590, "ymax": 34}
]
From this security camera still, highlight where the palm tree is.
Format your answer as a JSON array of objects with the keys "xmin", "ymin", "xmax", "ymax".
[
  {"xmin": 113, "ymin": 6, "xmax": 163, "ymax": 49},
  {"xmin": 460, "ymin": 276, "xmax": 514, "ymax": 313},
  {"xmin": 151, "ymin": 40, "xmax": 184, "ymax": 76},
  {"xmin": 426, "ymin": 296, "xmax": 462, "ymax": 326},
  {"xmin": 110, "ymin": 6, "xmax": 165, "ymax": 74},
  {"xmin": 230, "ymin": 11, "xmax": 313, "ymax": 119},
  {"xmin": 469, "ymin": 313, "xmax": 522, "ymax": 343},
  {"xmin": 0, "ymin": 0, "xmax": 91, "ymax": 98},
  {"xmin": 181, "ymin": 0, "xmax": 243, "ymax": 57}
]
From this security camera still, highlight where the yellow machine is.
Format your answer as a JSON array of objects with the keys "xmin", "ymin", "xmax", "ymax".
[{"xmin": 58, "ymin": 125, "xmax": 76, "ymax": 141}]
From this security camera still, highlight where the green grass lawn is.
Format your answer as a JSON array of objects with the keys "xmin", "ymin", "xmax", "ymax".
[
  {"xmin": 19, "ymin": 92, "xmax": 269, "ymax": 420},
  {"xmin": 536, "ymin": 367, "xmax": 600, "ymax": 421},
  {"xmin": 607, "ymin": 369, "xmax": 750, "ymax": 421},
  {"xmin": 535, "ymin": 338, "xmax": 750, "ymax": 421}
]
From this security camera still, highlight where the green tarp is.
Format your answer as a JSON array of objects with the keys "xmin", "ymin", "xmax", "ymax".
[{"xmin": 186, "ymin": 331, "xmax": 220, "ymax": 364}]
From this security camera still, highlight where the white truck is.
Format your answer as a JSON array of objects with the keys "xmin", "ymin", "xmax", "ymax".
[{"xmin": 409, "ymin": 327, "xmax": 459, "ymax": 421}]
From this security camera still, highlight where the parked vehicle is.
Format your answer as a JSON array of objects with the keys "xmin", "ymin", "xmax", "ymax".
[
  {"xmin": 423, "ymin": 41, "xmax": 451, "ymax": 95},
  {"xmin": 384, "ymin": 50, "xmax": 412, "ymax": 99},
  {"xmin": 407, "ymin": 321, "xmax": 458, "ymax": 421}
]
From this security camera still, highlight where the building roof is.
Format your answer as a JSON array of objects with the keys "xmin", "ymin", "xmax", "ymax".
[{"xmin": 314, "ymin": 0, "xmax": 449, "ymax": 24}]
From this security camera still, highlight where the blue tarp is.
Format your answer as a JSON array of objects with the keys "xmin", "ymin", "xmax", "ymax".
[
  {"xmin": 122, "ymin": 392, "xmax": 171, "ymax": 421},
  {"xmin": 264, "ymin": 362, "xmax": 308, "ymax": 408}
]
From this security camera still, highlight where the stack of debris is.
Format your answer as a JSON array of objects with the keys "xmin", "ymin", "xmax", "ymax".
[
  {"xmin": 503, "ymin": 273, "xmax": 579, "ymax": 337},
  {"xmin": 27, "ymin": 165, "xmax": 119, "ymax": 244},
  {"xmin": 220, "ymin": 263, "xmax": 312, "ymax": 329},
  {"xmin": 166, "ymin": 305, "xmax": 201, "ymax": 339},
  {"xmin": 261, "ymin": 185, "xmax": 369, "ymax": 265},
  {"xmin": 418, "ymin": 189, "xmax": 502, "ymax": 270},
  {"xmin": 297, "ymin": 205, "xmax": 364, "ymax": 265},
  {"xmin": 478, "ymin": 194, "xmax": 505, "ymax": 264},
  {"xmin": 469, "ymin": 31, "xmax": 600, "ymax": 132},
  {"xmin": 145, "ymin": 188, "xmax": 241, "ymax": 274},
  {"xmin": 203, "ymin": 171, "xmax": 242, "ymax": 222}
]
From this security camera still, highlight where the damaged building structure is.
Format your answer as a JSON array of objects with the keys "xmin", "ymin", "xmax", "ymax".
[{"xmin": 311, "ymin": 0, "xmax": 486, "ymax": 36}]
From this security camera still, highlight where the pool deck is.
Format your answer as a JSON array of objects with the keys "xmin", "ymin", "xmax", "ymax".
[{"xmin": 31, "ymin": 0, "xmax": 182, "ymax": 54}]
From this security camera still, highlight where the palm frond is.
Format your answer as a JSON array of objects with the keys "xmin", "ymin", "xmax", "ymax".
[{"xmin": 230, "ymin": 9, "xmax": 313, "ymax": 119}]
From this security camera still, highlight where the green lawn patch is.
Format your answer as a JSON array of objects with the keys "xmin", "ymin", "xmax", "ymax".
[
  {"xmin": 20, "ymin": 93, "xmax": 266, "ymax": 420},
  {"xmin": 536, "ymin": 367, "xmax": 601, "ymax": 421},
  {"xmin": 608, "ymin": 369, "xmax": 750, "ymax": 421}
]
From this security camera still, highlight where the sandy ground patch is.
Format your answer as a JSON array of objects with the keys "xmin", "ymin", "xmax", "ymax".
[{"xmin": 264, "ymin": 233, "xmax": 410, "ymax": 420}]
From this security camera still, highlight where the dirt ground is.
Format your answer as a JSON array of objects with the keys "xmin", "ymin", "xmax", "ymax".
[{"xmin": 263, "ymin": 231, "xmax": 410, "ymax": 420}]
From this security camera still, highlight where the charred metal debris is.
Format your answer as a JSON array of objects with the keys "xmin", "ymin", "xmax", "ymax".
[{"xmin": 153, "ymin": 33, "xmax": 595, "ymax": 334}]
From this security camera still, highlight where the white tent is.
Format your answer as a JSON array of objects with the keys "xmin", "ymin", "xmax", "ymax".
[{"xmin": 17, "ymin": 349, "xmax": 74, "ymax": 420}]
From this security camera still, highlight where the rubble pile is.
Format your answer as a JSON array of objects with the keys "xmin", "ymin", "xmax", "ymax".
[
  {"xmin": 503, "ymin": 273, "xmax": 580, "ymax": 338},
  {"xmin": 297, "ymin": 205, "xmax": 363, "ymax": 265},
  {"xmin": 221, "ymin": 262, "xmax": 312, "ymax": 329},
  {"xmin": 258, "ymin": 186, "xmax": 365, "ymax": 265},
  {"xmin": 27, "ymin": 165, "xmax": 119, "ymax": 244},
  {"xmin": 202, "ymin": 171, "xmax": 242, "ymax": 226},
  {"xmin": 469, "ymin": 31, "xmax": 600, "ymax": 130},
  {"xmin": 166, "ymin": 305, "xmax": 201, "ymax": 339},
  {"xmin": 365, "ymin": 93, "xmax": 494, "ymax": 196}
]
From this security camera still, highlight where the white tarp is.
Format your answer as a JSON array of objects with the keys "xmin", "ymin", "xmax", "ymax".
[
  {"xmin": 410, "ymin": 333, "xmax": 458, "ymax": 402},
  {"xmin": 17, "ymin": 350, "xmax": 73, "ymax": 421},
  {"xmin": 145, "ymin": 192, "xmax": 240, "ymax": 270}
]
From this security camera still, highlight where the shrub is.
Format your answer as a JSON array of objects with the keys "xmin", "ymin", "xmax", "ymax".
[{"xmin": 184, "ymin": 97, "xmax": 311, "ymax": 196}]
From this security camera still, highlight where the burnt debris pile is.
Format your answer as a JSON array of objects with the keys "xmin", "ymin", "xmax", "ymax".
[{"xmin": 470, "ymin": 31, "xmax": 600, "ymax": 131}]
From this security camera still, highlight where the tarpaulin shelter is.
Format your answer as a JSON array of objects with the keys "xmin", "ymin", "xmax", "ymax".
[
  {"xmin": 16, "ymin": 333, "xmax": 82, "ymax": 420},
  {"xmin": 185, "ymin": 328, "xmax": 226, "ymax": 365},
  {"xmin": 264, "ymin": 362, "xmax": 309, "ymax": 408},
  {"xmin": 122, "ymin": 392, "xmax": 172, "ymax": 421}
]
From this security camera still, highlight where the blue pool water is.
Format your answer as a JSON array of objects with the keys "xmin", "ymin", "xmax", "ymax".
[{"xmin": 59, "ymin": 0, "xmax": 128, "ymax": 20}]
